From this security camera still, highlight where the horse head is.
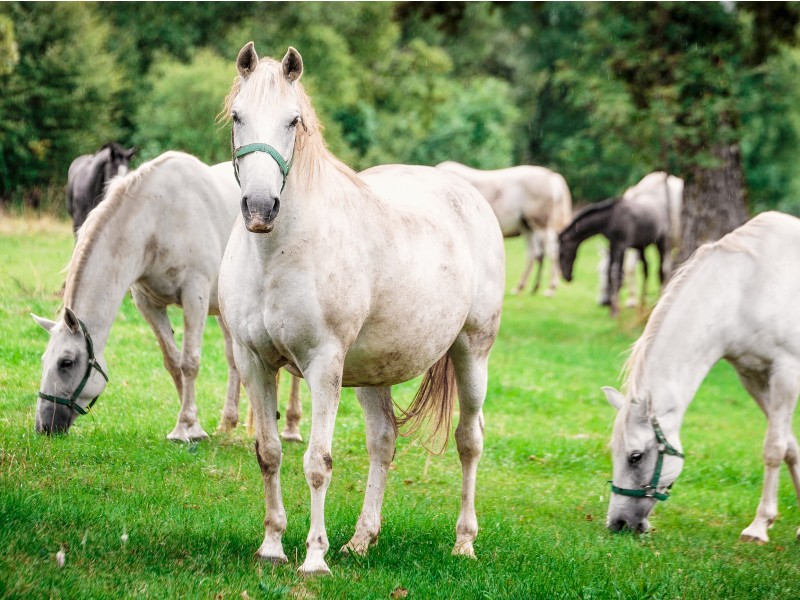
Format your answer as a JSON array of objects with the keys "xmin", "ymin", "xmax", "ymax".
[
  {"xmin": 32, "ymin": 308, "xmax": 109, "ymax": 435},
  {"xmin": 103, "ymin": 143, "xmax": 137, "ymax": 181},
  {"xmin": 603, "ymin": 386, "xmax": 685, "ymax": 534},
  {"xmin": 227, "ymin": 42, "xmax": 304, "ymax": 233},
  {"xmin": 558, "ymin": 230, "xmax": 578, "ymax": 282}
]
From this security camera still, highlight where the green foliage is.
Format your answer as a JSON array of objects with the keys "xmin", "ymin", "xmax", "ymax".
[
  {"xmin": 133, "ymin": 49, "xmax": 235, "ymax": 165},
  {"xmin": 4, "ymin": 2, "xmax": 800, "ymax": 210},
  {"xmin": 0, "ymin": 14, "xmax": 18, "ymax": 76},
  {"xmin": 0, "ymin": 3, "xmax": 124, "ymax": 204},
  {"xmin": 3, "ymin": 219, "xmax": 800, "ymax": 598}
]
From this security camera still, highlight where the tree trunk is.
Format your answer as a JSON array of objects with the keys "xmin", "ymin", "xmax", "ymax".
[{"xmin": 677, "ymin": 142, "xmax": 748, "ymax": 265}]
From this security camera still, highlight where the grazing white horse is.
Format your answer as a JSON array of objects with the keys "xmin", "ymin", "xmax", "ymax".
[
  {"xmin": 436, "ymin": 161, "xmax": 572, "ymax": 296},
  {"xmin": 604, "ymin": 211, "xmax": 800, "ymax": 543},
  {"xmin": 597, "ymin": 172, "xmax": 683, "ymax": 309},
  {"xmin": 218, "ymin": 43, "xmax": 505, "ymax": 575},
  {"xmin": 33, "ymin": 152, "xmax": 303, "ymax": 441}
]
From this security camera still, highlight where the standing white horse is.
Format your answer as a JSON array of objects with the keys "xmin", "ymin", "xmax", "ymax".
[
  {"xmin": 604, "ymin": 211, "xmax": 800, "ymax": 543},
  {"xmin": 33, "ymin": 151, "xmax": 303, "ymax": 441},
  {"xmin": 219, "ymin": 43, "xmax": 505, "ymax": 575},
  {"xmin": 436, "ymin": 161, "xmax": 572, "ymax": 296},
  {"xmin": 597, "ymin": 172, "xmax": 683, "ymax": 308}
]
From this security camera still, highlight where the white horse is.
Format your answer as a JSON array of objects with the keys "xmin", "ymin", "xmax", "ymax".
[
  {"xmin": 604, "ymin": 211, "xmax": 800, "ymax": 543},
  {"xmin": 597, "ymin": 172, "xmax": 683, "ymax": 309},
  {"xmin": 436, "ymin": 160, "xmax": 572, "ymax": 296},
  {"xmin": 33, "ymin": 151, "xmax": 303, "ymax": 442},
  {"xmin": 218, "ymin": 43, "xmax": 505, "ymax": 575}
]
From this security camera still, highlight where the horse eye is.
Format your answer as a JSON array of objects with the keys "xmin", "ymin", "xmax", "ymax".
[
  {"xmin": 232, "ymin": 112, "xmax": 241, "ymax": 124},
  {"xmin": 629, "ymin": 452, "xmax": 644, "ymax": 465},
  {"xmin": 290, "ymin": 116, "xmax": 301, "ymax": 128},
  {"xmin": 59, "ymin": 358, "xmax": 74, "ymax": 370}
]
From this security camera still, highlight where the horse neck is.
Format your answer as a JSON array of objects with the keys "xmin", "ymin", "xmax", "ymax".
[
  {"xmin": 64, "ymin": 201, "xmax": 149, "ymax": 353},
  {"xmin": 625, "ymin": 262, "xmax": 730, "ymax": 436},
  {"xmin": 566, "ymin": 203, "xmax": 614, "ymax": 244},
  {"xmin": 272, "ymin": 138, "xmax": 363, "ymax": 238}
]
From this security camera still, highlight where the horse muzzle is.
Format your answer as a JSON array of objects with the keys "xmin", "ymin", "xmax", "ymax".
[
  {"xmin": 242, "ymin": 194, "xmax": 280, "ymax": 233},
  {"xmin": 35, "ymin": 399, "xmax": 77, "ymax": 435}
]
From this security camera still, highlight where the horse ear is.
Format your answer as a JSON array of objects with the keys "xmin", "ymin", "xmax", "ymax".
[
  {"xmin": 63, "ymin": 307, "xmax": 80, "ymax": 334},
  {"xmin": 282, "ymin": 47, "xmax": 303, "ymax": 82},
  {"xmin": 31, "ymin": 313, "xmax": 57, "ymax": 333},
  {"xmin": 237, "ymin": 41, "xmax": 258, "ymax": 78},
  {"xmin": 125, "ymin": 147, "xmax": 137, "ymax": 159},
  {"xmin": 602, "ymin": 386, "xmax": 625, "ymax": 411}
]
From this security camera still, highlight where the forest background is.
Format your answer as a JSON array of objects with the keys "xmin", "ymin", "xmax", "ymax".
[{"xmin": 3, "ymin": 1, "xmax": 800, "ymax": 253}]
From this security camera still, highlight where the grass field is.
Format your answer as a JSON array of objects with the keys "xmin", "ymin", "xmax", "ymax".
[{"xmin": 1, "ymin": 215, "xmax": 799, "ymax": 599}]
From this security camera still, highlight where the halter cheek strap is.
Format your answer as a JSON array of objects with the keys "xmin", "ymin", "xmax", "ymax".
[
  {"xmin": 38, "ymin": 319, "xmax": 109, "ymax": 416},
  {"xmin": 609, "ymin": 415, "xmax": 684, "ymax": 502},
  {"xmin": 233, "ymin": 143, "xmax": 293, "ymax": 191}
]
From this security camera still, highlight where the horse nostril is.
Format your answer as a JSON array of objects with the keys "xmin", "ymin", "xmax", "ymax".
[{"xmin": 608, "ymin": 519, "xmax": 627, "ymax": 532}]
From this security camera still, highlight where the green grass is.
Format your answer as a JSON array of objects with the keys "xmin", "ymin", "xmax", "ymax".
[{"xmin": 1, "ymin": 216, "xmax": 798, "ymax": 599}]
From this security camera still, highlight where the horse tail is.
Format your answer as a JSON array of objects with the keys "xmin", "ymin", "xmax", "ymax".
[{"xmin": 395, "ymin": 353, "xmax": 457, "ymax": 455}]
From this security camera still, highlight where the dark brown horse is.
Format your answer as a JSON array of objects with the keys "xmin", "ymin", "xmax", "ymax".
[
  {"xmin": 66, "ymin": 143, "xmax": 136, "ymax": 235},
  {"xmin": 559, "ymin": 196, "xmax": 672, "ymax": 317}
]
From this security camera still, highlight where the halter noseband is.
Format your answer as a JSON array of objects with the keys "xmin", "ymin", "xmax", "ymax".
[
  {"xmin": 610, "ymin": 415, "xmax": 684, "ymax": 502},
  {"xmin": 38, "ymin": 318, "xmax": 108, "ymax": 416},
  {"xmin": 232, "ymin": 143, "xmax": 293, "ymax": 191}
]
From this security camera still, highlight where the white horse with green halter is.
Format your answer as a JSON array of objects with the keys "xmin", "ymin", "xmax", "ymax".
[
  {"xmin": 32, "ymin": 151, "xmax": 303, "ymax": 441},
  {"xmin": 604, "ymin": 211, "xmax": 800, "ymax": 543},
  {"xmin": 218, "ymin": 43, "xmax": 505, "ymax": 575},
  {"xmin": 436, "ymin": 160, "xmax": 572, "ymax": 296}
]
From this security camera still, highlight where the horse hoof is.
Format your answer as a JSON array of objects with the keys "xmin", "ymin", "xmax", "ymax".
[
  {"xmin": 452, "ymin": 541, "xmax": 477, "ymax": 559},
  {"xmin": 280, "ymin": 430, "xmax": 303, "ymax": 443},
  {"xmin": 217, "ymin": 418, "xmax": 239, "ymax": 433},
  {"xmin": 739, "ymin": 533, "xmax": 768, "ymax": 545},
  {"xmin": 256, "ymin": 552, "xmax": 288, "ymax": 564},
  {"xmin": 298, "ymin": 560, "xmax": 331, "ymax": 576}
]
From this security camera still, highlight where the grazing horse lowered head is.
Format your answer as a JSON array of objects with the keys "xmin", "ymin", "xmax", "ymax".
[
  {"xmin": 219, "ymin": 42, "xmax": 505, "ymax": 575},
  {"xmin": 604, "ymin": 211, "xmax": 800, "ymax": 543},
  {"xmin": 66, "ymin": 142, "xmax": 137, "ymax": 235}
]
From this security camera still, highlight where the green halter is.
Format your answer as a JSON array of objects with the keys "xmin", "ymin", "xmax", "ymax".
[
  {"xmin": 232, "ymin": 143, "xmax": 292, "ymax": 191},
  {"xmin": 38, "ymin": 318, "xmax": 108, "ymax": 416},
  {"xmin": 609, "ymin": 415, "xmax": 684, "ymax": 502}
]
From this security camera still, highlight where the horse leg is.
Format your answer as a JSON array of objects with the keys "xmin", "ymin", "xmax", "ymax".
[
  {"xmin": 234, "ymin": 345, "xmax": 287, "ymax": 563},
  {"xmin": 608, "ymin": 243, "xmax": 625, "ymax": 318},
  {"xmin": 513, "ymin": 230, "xmax": 540, "ymax": 295},
  {"xmin": 659, "ymin": 235, "xmax": 673, "ymax": 287},
  {"xmin": 636, "ymin": 248, "xmax": 648, "ymax": 310},
  {"xmin": 216, "ymin": 315, "xmax": 242, "ymax": 432},
  {"xmin": 597, "ymin": 247, "xmax": 611, "ymax": 306},
  {"xmin": 544, "ymin": 228, "xmax": 560, "ymax": 297},
  {"xmin": 341, "ymin": 386, "xmax": 397, "ymax": 556},
  {"xmin": 130, "ymin": 289, "xmax": 184, "ymax": 424},
  {"xmin": 448, "ymin": 335, "xmax": 490, "ymax": 558},
  {"xmin": 622, "ymin": 249, "xmax": 638, "ymax": 308},
  {"xmin": 167, "ymin": 284, "xmax": 210, "ymax": 441},
  {"xmin": 281, "ymin": 375, "xmax": 303, "ymax": 442},
  {"xmin": 299, "ymin": 347, "xmax": 344, "ymax": 575},
  {"xmin": 738, "ymin": 366, "xmax": 800, "ymax": 543}
]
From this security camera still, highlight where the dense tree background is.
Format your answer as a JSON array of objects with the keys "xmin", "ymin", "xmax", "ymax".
[{"xmin": 2, "ymin": 1, "xmax": 800, "ymax": 255}]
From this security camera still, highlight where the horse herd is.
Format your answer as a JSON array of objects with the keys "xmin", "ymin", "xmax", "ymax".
[{"xmin": 32, "ymin": 44, "xmax": 800, "ymax": 574}]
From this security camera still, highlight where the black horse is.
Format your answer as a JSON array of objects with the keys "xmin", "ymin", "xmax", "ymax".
[
  {"xmin": 66, "ymin": 143, "xmax": 136, "ymax": 235},
  {"xmin": 558, "ymin": 195, "xmax": 672, "ymax": 317}
]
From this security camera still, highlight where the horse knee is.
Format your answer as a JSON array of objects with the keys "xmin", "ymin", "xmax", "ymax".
[
  {"xmin": 366, "ymin": 425, "xmax": 396, "ymax": 460},
  {"xmin": 764, "ymin": 441, "xmax": 788, "ymax": 467},
  {"xmin": 180, "ymin": 353, "xmax": 201, "ymax": 380},
  {"xmin": 255, "ymin": 438, "xmax": 282, "ymax": 477},
  {"xmin": 305, "ymin": 449, "xmax": 333, "ymax": 490}
]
